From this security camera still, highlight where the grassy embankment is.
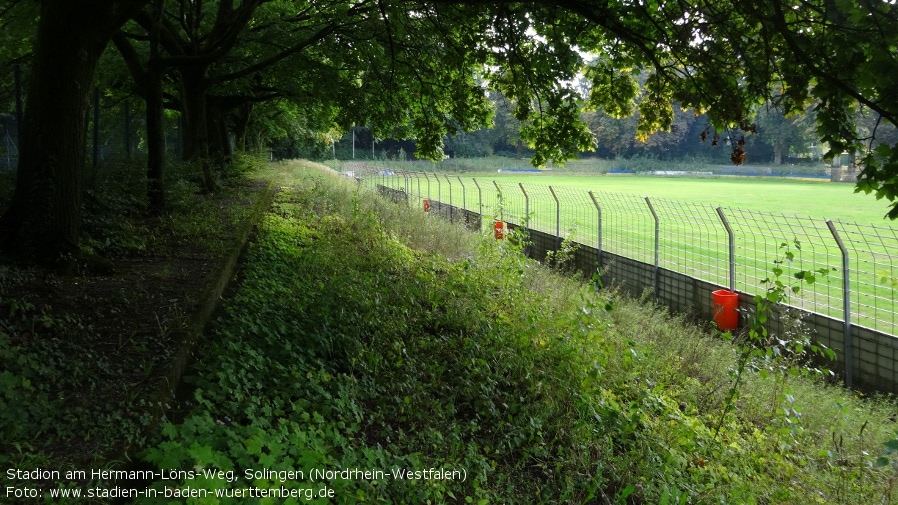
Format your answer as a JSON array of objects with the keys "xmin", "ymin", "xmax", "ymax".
[{"xmin": 136, "ymin": 160, "xmax": 898, "ymax": 504}]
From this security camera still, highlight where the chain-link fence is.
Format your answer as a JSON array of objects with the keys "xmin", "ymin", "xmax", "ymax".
[
  {"xmin": 0, "ymin": 88, "xmax": 183, "ymax": 177},
  {"xmin": 345, "ymin": 162, "xmax": 898, "ymax": 391}
]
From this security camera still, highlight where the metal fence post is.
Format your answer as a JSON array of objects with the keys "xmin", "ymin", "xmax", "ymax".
[
  {"xmin": 457, "ymin": 176, "xmax": 467, "ymax": 211},
  {"xmin": 827, "ymin": 220, "xmax": 854, "ymax": 389},
  {"xmin": 433, "ymin": 172, "xmax": 443, "ymax": 207},
  {"xmin": 589, "ymin": 191, "xmax": 602, "ymax": 269},
  {"xmin": 422, "ymin": 172, "xmax": 431, "ymax": 202},
  {"xmin": 444, "ymin": 174, "xmax": 453, "ymax": 221},
  {"xmin": 457, "ymin": 177, "xmax": 467, "ymax": 226},
  {"xmin": 716, "ymin": 207, "xmax": 736, "ymax": 292},
  {"xmin": 403, "ymin": 172, "xmax": 410, "ymax": 203},
  {"xmin": 414, "ymin": 172, "xmax": 421, "ymax": 201},
  {"xmin": 645, "ymin": 196, "xmax": 660, "ymax": 299},
  {"xmin": 549, "ymin": 186, "xmax": 561, "ymax": 250},
  {"xmin": 518, "ymin": 183, "xmax": 529, "ymax": 229},
  {"xmin": 473, "ymin": 178, "xmax": 483, "ymax": 229},
  {"xmin": 492, "ymin": 180, "xmax": 503, "ymax": 222}
]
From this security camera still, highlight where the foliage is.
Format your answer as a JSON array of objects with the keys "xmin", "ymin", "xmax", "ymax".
[
  {"xmin": 5, "ymin": 0, "xmax": 898, "ymax": 269},
  {"xmin": 0, "ymin": 0, "xmax": 36, "ymax": 109},
  {"xmin": 755, "ymin": 101, "xmax": 819, "ymax": 165},
  {"xmin": 138, "ymin": 162, "xmax": 898, "ymax": 504},
  {"xmin": 0, "ymin": 159, "xmax": 265, "ymax": 501},
  {"xmin": 545, "ymin": 234, "xmax": 580, "ymax": 272}
]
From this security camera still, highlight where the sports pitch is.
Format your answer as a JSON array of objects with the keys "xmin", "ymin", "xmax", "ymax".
[{"xmin": 477, "ymin": 172, "xmax": 894, "ymax": 226}]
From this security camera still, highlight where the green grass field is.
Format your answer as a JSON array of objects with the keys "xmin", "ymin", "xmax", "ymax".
[
  {"xmin": 483, "ymin": 173, "xmax": 892, "ymax": 226},
  {"xmin": 334, "ymin": 158, "xmax": 895, "ymax": 225}
]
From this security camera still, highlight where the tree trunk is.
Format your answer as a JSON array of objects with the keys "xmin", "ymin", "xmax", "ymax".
[
  {"xmin": 146, "ymin": 63, "xmax": 166, "ymax": 214},
  {"xmin": 234, "ymin": 102, "xmax": 253, "ymax": 152},
  {"xmin": 145, "ymin": 0, "xmax": 166, "ymax": 214},
  {"xmin": 0, "ymin": 0, "xmax": 147, "ymax": 261},
  {"xmin": 206, "ymin": 100, "xmax": 232, "ymax": 175},
  {"xmin": 773, "ymin": 145, "xmax": 783, "ymax": 165},
  {"xmin": 179, "ymin": 65, "xmax": 217, "ymax": 191}
]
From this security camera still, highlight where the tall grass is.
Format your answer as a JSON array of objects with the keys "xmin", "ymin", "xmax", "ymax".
[{"xmin": 138, "ymin": 160, "xmax": 898, "ymax": 504}]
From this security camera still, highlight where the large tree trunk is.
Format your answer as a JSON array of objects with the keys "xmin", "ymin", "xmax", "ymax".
[
  {"xmin": 234, "ymin": 102, "xmax": 253, "ymax": 152},
  {"xmin": 207, "ymin": 100, "xmax": 233, "ymax": 175},
  {"xmin": 179, "ymin": 65, "xmax": 217, "ymax": 192},
  {"xmin": 773, "ymin": 145, "xmax": 784, "ymax": 165},
  {"xmin": 146, "ymin": 0, "xmax": 166, "ymax": 215},
  {"xmin": 146, "ymin": 63, "xmax": 166, "ymax": 214},
  {"xmin": 0, "ymin": 0, "xmax": 147, "ymax": 261}
]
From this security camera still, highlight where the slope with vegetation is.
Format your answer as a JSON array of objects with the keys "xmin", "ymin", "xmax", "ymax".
[
  {"xmin": 136, "ymin": 161, "xmax": 898, "ymax": 504},
  {"xmin": 0, "ymin": 154, "xmax": 269, "ymax": 501}
]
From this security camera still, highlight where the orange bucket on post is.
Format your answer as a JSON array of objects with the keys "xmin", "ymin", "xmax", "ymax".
[
  {"xmin": 494, "ymin": 221, "xmax": 505, "ymax": 240},
  {"xmin": 712, "ymin": 289, "xmax": 739, "ymax": 331}
]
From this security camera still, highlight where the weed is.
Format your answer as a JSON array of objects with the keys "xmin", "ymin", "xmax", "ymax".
[{"xmin": 713, "ymin": 240, "xmax": 836, "ymax": 439}]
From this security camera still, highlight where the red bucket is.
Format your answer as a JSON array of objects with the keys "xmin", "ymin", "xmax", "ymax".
[
  {"xmin": 494, "ymin": 221, "xmax": 505, "ymax": 240},
  {"xmin": 712, "ymin": 289, "xmax": 739, "ymax": 331}
]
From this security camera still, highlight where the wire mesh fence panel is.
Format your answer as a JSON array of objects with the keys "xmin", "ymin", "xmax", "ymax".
[
  {"xmin": 591, "ymin": 192, "xmax": 656, "ymax": 265},
  {"xmin": 493, "ymin": 181, "xmax": 530, "ymax": 227},
  {"xmin": 377, "ymin": 171, "xmax": 404, "ymax": 202},
  {"xmin": 441, "ymin": 174, "xmax": 455, "ymax": 212},
  {"xmin": 649, "ymin": 198, "xmax": 731, "ymax": 288},
  {"xmin": 473, "ymin": 178, "xmax": 501, "ymax": 227},
  {"xmin": 418, "ymin": 172, "xmax": 434, "ymax": 202},
  {"xmin": 723, "ymin": 208, "xmax": 845, "ymax": 319},
  {"xmin": 1, "ymin": 95, "xmax": 185, "ymax": 176},
  {"xmin": 456, "ymin": 177, "xmax": 485, "ymax": 228},
  {"xmin": 831, "ymin": 221, "xmax": 898, "ymax": 334},
  {"xmin": 452, "ymin": 176, "xmax": 470, "ymax": 213},
  {"xmin": 0, "ymin": 114, "xmax": 17, "ymax": 173},
  {"xmin": 405, "ymin": 172, "xmax": 426, "ymax": 210},
  {"xmin": 360, "ymin": 168, "xmax": 898, "ymax": 339},
  {"xmin": 552, "ymin": 185, "xmax": 599, "ymax": 248}
]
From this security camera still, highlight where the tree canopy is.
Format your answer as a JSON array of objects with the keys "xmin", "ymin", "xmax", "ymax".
[{"xmin": 3, "ymin": 0, "xmax": 898, "ymax": 260}]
